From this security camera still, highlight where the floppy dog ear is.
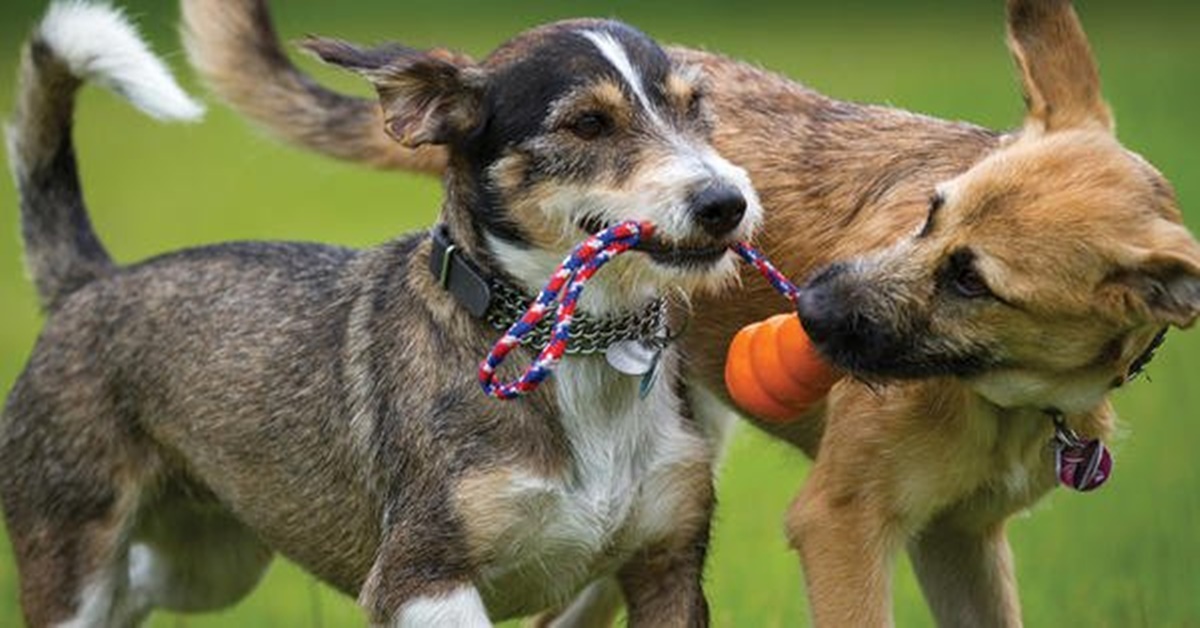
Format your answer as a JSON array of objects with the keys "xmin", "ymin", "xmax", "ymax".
[
  {"xmin": 1108, "ymin": 235, "xmax": 1200, "ymax": 329},
  {"xmin": 1006, "ymin": 0, "xmax": 1112, "ymax": 133},
  {"xmin": 301, "ymin": 37, "xmax": 483, "ymax": 148}
]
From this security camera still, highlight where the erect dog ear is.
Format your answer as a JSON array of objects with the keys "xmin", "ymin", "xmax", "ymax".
[
  {"xmin": 1106, "ymin": 230, "xmax": 1200, "ymax": 329},
  {"xmin": 301, "ymin": 37, "xmax": 483, "ymax": 148},
  {"xmin": 1006, "ymin": 0, "xmax": 1112, "ymax": 134}
]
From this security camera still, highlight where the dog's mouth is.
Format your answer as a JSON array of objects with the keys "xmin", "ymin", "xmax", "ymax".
[
  {"xmin": 796, "ymin": 287, "xmax": 1000, "ymax": 381},
  {"xmin": 578, "ymin": 217, "xmax": 730, "ymax": 268}
]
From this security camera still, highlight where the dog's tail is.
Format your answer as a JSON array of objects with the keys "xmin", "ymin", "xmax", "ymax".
[
  {"xmin": 7, "ymin": 2, "xmax": 204, "ymax": 310},
  {"xmin": 181, "ymin": 0, "xmax": 446, "ymax": 174}
]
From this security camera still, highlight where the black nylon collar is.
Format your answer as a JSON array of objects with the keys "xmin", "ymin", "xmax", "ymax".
[
  {"xmin": 1126, "ymin": 327, "xmax": 1168, "ymax": 383},
  {"xmin": 429, "ymin": 223, "xmax": 492, "ymax": 318}
]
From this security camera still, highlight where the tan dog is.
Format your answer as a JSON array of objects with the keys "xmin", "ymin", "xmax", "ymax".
[{"xmin": 183, "ymin": 0, "xmax": 1200, "ymax": 625}]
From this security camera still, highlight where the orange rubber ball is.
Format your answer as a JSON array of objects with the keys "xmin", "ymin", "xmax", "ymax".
[{"xmin": 724, "ymin": 313, "xmax": 841, "ymax": 422}]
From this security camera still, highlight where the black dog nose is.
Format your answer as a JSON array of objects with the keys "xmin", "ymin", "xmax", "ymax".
[
  {"xmin": 795, "ymin": 263, "xmax": 849, "ymax": 344},
  {"xmin": 691, "ymin": 185, "xmax": 746, "ymax": 238},
  {"xmin": 795, "ymin": 285, "xmax": 837, "ymax": 344}
]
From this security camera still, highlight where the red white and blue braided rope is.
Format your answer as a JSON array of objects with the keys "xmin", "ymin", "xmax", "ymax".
[
  {"xmin": 479, "ymin": 221, "xmax": 800, "ymax": 400},
  {"xmin": 731, "ymin": 241, "xmax": 801, "ymax": 303},
  {"xmin": 479, "ymin": 221, "xmax": 651, "ymax": 399}
]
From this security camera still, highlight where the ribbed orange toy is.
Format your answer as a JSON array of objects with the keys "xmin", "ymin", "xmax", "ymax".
[{"xmin": 724, "ymin": 313, "xmax": 841, "ymax": 422}]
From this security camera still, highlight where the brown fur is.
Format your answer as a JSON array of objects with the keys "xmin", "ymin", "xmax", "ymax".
[{"xmin": 180, "ymin": 0, "xmax": 1200, "ymax": 625}]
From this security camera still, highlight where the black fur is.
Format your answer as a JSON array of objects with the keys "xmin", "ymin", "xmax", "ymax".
[{"xmin": 16, "ymin": 40, "xmax": 115, "ymax": 310}]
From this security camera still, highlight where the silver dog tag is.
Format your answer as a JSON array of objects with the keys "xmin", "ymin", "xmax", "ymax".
[
  {"xmin": 605, "ymin": 339, "xmax": 658, "ymax": 376},
  {"xmin": 638, "ymin": 351, "xmax": 662, "ymax": 399}
]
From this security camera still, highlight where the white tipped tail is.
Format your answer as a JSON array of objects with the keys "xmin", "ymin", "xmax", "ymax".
[
  {"xmin": 38, "ymin": 1, "xmax": 204, "ymax": 121},
  {"xmin": 7, "ymin": 1, "xmax": 203, "ymax": 309}
]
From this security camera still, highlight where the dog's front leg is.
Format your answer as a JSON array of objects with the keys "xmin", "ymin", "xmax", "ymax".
[
  {"xmin": 786, "ymin": 466, "xmax": 904, "ymax": 627},
  {"xmin": 908, "ymin": 514, "xmax": 1021, "ymax": 628},
  {"xmin": 617, "ymin": 480, "xmax": 713, "ymax": 628},
  {"xmin": 362, "ymin": 574, "xmax": 490, "ymax": 628},
  {"xmin": 359, "ymin": 525, "xmax": 490, "ymax": 628},
  {"xmin": 387, "ymin": 585, "xmax": 490, "ymax": 628},
  {"xmin": 617, "ymin": 542, "xmax": 709, "ymax": 628}
]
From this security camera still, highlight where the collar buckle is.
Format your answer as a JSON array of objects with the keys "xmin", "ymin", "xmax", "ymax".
[
  {"xmin": 437, "ymin": 242, "xmax": 457, "ymax": 289},
  {"xmin": 430, "ymin": 224, "xmax": 492, "ymax": 318}
]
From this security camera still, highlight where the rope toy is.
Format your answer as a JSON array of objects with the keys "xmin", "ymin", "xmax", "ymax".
[
  {"xmin": 479, "ymin": 221, "xmax": 650, "ymax": 399},
  {"xmin": 730, "ymin": 242, "xmax": 801, "ymax": 301},
  {"xmin": 725, "ymin": 244, "xmax": 841, "ymax": 422},
  {"xmin": 479, "ymin": 222, "xmax": 824, "ymax": 400}
]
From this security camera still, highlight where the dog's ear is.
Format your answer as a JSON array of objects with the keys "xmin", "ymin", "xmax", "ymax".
[
  {"xmin": 1106, "ymin": 231, "xmax": 1200, "ymax": 328},
  {"xmin": 1006, "ymin": 0, "xmax": 1112, "ymax": 134},
  {"xmin": 301, "ymin": 37, "xmax": 483, "ymax": 148}
]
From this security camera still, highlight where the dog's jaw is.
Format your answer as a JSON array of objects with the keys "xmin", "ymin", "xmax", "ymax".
[
  {"xmin": 968, "ymin": 368, "xmax": 1117, "ymax": 416},
  {"xmin": 485, "ymin": 233, "xmax": 705, "ymax": 316}
]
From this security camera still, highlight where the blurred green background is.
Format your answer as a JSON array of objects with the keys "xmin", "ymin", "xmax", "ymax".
[{"xmin": 1, "ymin": 0, "xmax": 1198, "ymax": 625}]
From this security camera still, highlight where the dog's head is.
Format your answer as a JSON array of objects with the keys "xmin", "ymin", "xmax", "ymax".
[
  {"xmin": 796, "ymin": 0, "xmax": 1200, "ymax": 414},
  {"xmin": 304, "ymin": 20, "xmax": 760, "ymax": 310}
]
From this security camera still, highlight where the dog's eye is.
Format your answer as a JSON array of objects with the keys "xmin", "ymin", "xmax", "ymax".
[
  {"xmin": 952, "ymin": 264, "xmax": 991, "ymax": 299},
  {"xmin": 686, "ymin": 89, "xmax": 706, "ymax": 118},
  {"xmin": 942, "ymin": 249, "xmax": 992, "ymax": 299},
  {"xmin": 568, "ymin": 112, "xmax": 613, "ymax": 140},
  {"xmin": 918, "ymin": 193, "xmax": 945, "ymax": 238}
]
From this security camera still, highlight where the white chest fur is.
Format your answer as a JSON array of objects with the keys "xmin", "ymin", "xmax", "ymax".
[{"xmin": 454, "ymin": 351, "xmax": 710, "ymax": 619}]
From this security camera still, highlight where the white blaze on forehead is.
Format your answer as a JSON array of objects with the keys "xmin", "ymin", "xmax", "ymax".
[{"xmin": 579, "ymin": 30, "xmax": 661, "ymax": 122}]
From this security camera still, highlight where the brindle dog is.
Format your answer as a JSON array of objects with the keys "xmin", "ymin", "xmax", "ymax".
[{"xmin": 1, "ymin": 3, "xmax": 764, "ymax": 626}]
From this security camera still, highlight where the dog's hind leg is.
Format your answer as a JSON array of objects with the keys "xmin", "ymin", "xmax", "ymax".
[
  {"xmin": 2, "ymin": 487, "xmax": 143, "ymax": 628},
  {"xmin": 2, "ymin": 378, "xmax": 271, "ymax": 627},
  {"xmin": 123, "ymin": 489, "xmax": 273, "ymax": 618},
  {"xmin": 907, "ymin": 513, "xmax": 1021, "ymax": 628},
  {"xmin": 0, "ymin": 380, "xmax": 151, "ymax": 627}
]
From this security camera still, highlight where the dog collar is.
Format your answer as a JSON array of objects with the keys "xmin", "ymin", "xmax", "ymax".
[
  {"xmin": 1125, "ymin": 327, "xmax": 1167, "ymax": 383},
  {"xmin": 429, "ymin": 224, "xmax": 667, "ymax": 355}
]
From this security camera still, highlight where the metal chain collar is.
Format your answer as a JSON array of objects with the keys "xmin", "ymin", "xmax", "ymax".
[{"xmin": 484, "ymin": 279, "xmax": 667, "ymax": 355}]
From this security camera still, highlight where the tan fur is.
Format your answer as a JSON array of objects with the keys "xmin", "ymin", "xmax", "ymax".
[
  {"xmin": 1006, "ymin": 0, "xmax": 1112, "ymax": 133},
  {"xmin": 551, "ymin": 80, "xmax": 634, "ymax": 128},
  {"xmin": 616, "ymin": 465, "xmax": 714, "ymax": 628},
  {"xmin": 180, "ymin": 0, "xmax": 1200, "ymax": 625},
  {"xmin": 664, "ymin": 71, "xmax": 699, "ymax": 113},
  {"xmin": 181, "ymin": 0, "xmax": 446, "ymax": 172},
  {"xmin": 680, "ymin": 2, "xmax": 1197, "ymax": 624},
  {"xmin": 454, "ymin": 468, "xmax": 525, "ymax": 565}
]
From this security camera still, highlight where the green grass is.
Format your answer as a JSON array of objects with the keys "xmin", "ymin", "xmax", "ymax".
[{"xmin": 1, "ymin": 1, "xmax": 1198, "ymax": 625}]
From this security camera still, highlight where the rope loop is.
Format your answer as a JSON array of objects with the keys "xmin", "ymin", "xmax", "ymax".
[{"xmin": 479, "ymin": 224, "xmax": 799, "ymax": 400}]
